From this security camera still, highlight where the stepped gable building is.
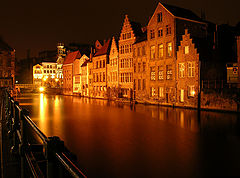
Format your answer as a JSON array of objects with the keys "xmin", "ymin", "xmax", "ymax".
[
  {"xmin": 0, "ymin": 39, "xmax": 15, "ymax": 88},
  {"xmin": 118, "ymin": 15, "xmax": 145, "ymax": 98},
  {"xmin": 107, "ymin": 36, "xmax": 119, "ymax": 98},
  {"xmin": 92, "ymin": 39, "xmax": 112, "ymax": 98},
  {"xmin": 143, "ymin": 2, "xmax": 210, "ymax": 106},
  {"xmin": 176, "ymin": 29, "xmax": 200, "ymax": 107},
  {"xmin": 63, "ymin": 50, "xmax": 81, "ymax": 95}
]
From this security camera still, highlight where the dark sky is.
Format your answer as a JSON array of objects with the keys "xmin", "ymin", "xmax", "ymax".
[{"xmin": 1, "ymin": 0, "xmax": 240, "ymax": 59}]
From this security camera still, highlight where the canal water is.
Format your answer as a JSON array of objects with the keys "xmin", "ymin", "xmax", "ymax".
[{"xmin": 16, "ymin": 93, "xmax": 240, "ymax": 177}]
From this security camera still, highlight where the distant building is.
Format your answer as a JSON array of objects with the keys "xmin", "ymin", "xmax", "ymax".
[
  {"xmin": 33, "ymin": 62, "xmax": 59, "ymax": 88},
  {"xmin": 92, "ymin": 39, "xmax": 111, "ymax": 98},
  {"xmin": 132, "ymin": 39, "xmax": 147, "ymax": 101},
  {"xmin": 81, "ymin": 58, "xmax": 91, "ymax": 96},
  {"xmin": 73, "ymin": 54, "xmax": 89, "ymax": 94},
  {"xmin": 107, "ymin": 36, "xmax": 119, "ymax": 98},
  {"xmin": 118, "ymin": 15, "xmax": 145, "ymax": 98},
  {"xmin": 63, "ymin": 51, "xmax": 81, "ymax": 95},
  {"xmin": 0, "ymin": 38, "xmax": 15, "ymax": 88}
]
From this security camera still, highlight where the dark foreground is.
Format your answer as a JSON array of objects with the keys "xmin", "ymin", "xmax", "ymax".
[{"xmin": 5, "ymin": 93, "xmax": 240, "ymax": 177}]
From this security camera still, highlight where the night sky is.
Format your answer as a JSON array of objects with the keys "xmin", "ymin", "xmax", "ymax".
[{"xmin": 1, "ymin": 0, "xmax": 239, "ymax": 59}]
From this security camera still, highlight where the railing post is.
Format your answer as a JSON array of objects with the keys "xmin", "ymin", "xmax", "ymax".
[
  {"xmin": 10, "ymin": 101, "xmax": 20, "ymax": 154},
  {"xmin": 44, "ymin": 136, "xmax": 64, "ymax": 178},
  {"xmin": 19, "ymin": 109, "xmax": 29, "ymax": 178}
]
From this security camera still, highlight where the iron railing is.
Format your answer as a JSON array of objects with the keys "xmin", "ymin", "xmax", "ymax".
[{"xmin": 1, "ymin": 88, "xmax": 86, "ymax": 178}]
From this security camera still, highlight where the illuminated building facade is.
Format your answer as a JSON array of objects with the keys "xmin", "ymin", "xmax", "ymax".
[
  {"xmin": 176, "ymin": 29, "xmax": 200, "ymax": 107},
  {"xmin": 132, "ymin": 40, "xmax": 147, "ymax": 101},
  {"xmin": 0, "ymin": 39, "xmax": 15, "ymax": 88},
  {"xmin": 92, "ymin": 39, "xmax": 111, "ymax": 98},
  {"xmin": 132, "ymin": 2, "xmax": 208, "ymax": 107},
  {"xmin": 33, "ymin": 62, "xmax": 59, "ymax": 88},
  {"xmin": 73, "ymin": 54, "xmax": 89, "ymax": 94},
  {"xmin": 63, "ymin": 51, "xmax": 81, "ymax": 95},
  {"xmin": 118, "ymin": 15, "xmax": 145, "ymax": 98},
  {"xmin": 107, "ymin": 37, "xmax": 119, "ymax": 98},
  {"xmin": 81, "ymin": 57, "xmax": 90, "ymax": 96}
]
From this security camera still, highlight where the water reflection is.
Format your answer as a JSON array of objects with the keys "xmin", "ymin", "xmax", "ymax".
[{"xmin": 16, "ymin": 93, "xmax": 240, "ymax": 177}]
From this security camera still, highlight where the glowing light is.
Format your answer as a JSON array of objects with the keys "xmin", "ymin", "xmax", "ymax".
[
  {"xmin": 191, "ymin": 90, "xmax": 196, "ymax": 96},
  {"xmin": 39, "ymin": 87, "xmax": 45, "ymax": 92},
  {"xmin": 55, "ymin": 78, "xmax": 59, "ymax": 82}
]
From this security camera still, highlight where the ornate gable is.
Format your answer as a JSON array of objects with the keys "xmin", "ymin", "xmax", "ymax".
[
  {"xmin": 119, "ymin": 15, "xmax": 136, "ymax": 41},
  {"xmin": 110, "ymin": 37, "xmax": 118, "ymax": 56}
]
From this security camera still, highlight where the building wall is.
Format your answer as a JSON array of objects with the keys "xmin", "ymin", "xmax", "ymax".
[
  {"xmin": 92, "ymin": 55, "xmax": 108, "ymax": 98},
  {"xmin": 87, "ymin": 62, "xmax": 93, "ymax": 97},
  {"xmin": 146, "ymin": 3, "xmax": 176, "ymax": 104},
  {"xmin": 63, "ymin": 64, "xmax": 73, "ymax": 95},
  {"xmin": 133, "ymin": 40, "xmax": 148, "ymax": 100},
  {"xmin": 0, "ymin": 50, "xmax": 15, "ymax": 88},
  {"xmin": 107, "ymin": 37, "xmax": 119, "ymax": 98},
  {"xmin": 176, "ymin": 29, "xmax": 200, "ymax": 107},
  {"xmin": 118, "ymin": 15, "xmax": 135, "ymax": 98}
]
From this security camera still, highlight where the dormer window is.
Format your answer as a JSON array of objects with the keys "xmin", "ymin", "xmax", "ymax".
[{"xmin": 157, "ymin": 12, "xmax": 162, "ymax": 22}]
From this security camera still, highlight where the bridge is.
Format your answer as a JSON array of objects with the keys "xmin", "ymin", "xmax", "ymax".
[{"xmin": 0, "ymin": 88, "xmax": 86, "ymax": 177}]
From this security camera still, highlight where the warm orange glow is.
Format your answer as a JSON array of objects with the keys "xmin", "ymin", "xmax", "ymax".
[
  {"xmin": 191, "ymin": 90, "xmax": 196, "ymax": 96},
  {"xmin": 55, "ymin": 78, "xmax": 59, "ymax": 82},
  {"xmin": 39, "ymin": 87, "xmax": 45, "ymax": 92}
]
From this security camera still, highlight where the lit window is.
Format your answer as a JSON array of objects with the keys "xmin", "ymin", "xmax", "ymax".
[
  {"xmin": 188, "ymin": 62, "xmax": 195, "ymax": 77},
  {"xmin": 167, "ymin": 42, "xmax": 172, "ymax": 57},
  {"xmin": 150, "ymin": 87, "xmax": 156, "ymax": 97},
  {"xmin": 150, "ymin": 67, "xmax": 156, "ymax": 81},
  {"xmin": 188, "ymin": 85, "xmax": 195, "ymax": 97},
  {"xmin": 166, "ymin": 65, "xmax": 172, "ymax": 80},
  {"xmin": 150, "ymin": 46, "xmax": 155, "ymax": 59},
  {"xmin": 159, "ymin": 87, "xmax": 164, "ymax": 98},
  {"xmin": 184, "ymin": 46, "xmax": 189, "ymax": 54},
  {"xmin": 158, "ymin": 66, "xmax": 164, "ymax": 80},
  {"xmin": 158, "ymin": 44, "xmax": 163, "ymax": 58},
  {"xmin": 179, "ymin": 63, "xmax": 185, "ymax": 78}
]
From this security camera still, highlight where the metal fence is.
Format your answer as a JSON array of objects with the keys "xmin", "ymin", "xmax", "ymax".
[{"xmin": 1, "ymin": 89, "xmax": 86, "ymax": 178}]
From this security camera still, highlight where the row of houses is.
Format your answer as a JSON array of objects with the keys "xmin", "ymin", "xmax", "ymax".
[{"xmin": 34, "ymin": 2, "xmax": 240, "ymax": 108}]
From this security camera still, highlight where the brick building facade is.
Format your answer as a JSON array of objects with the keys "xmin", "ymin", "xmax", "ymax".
[
  {"xmin": 92, "ymin": 39, "xmax": 111, "ymax": 98},
  {"xmin": 107, "ymin": 36, "xmax": 119, "ymax": 98},
  {"xmin": 118, "ymin": 15, "xmax": 144, "ymax": 98},
  {"xmin": 0, "ymin": 39, "xmax": 15, "ymax": 88},
  {"xmin": 176, "ymin": 29, "xmax": 200, "ymax": 107}
]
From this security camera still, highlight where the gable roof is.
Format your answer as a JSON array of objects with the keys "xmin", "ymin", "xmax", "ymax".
[
  {"xmin": 94, "ymin": 39, "xmax": 111, "ymax": 57},
  {"xmin": 63, "ymin": 50, "xmax": 81, "ymax": 65},
  {"xmin": 162, "ymin": 3, "xmax": 203, "ymax": 22},
  {"xmin": 81, "ymin": 60, "xmax": 90, "ymax": 67},
  {"xmin": 130, "ymin": 21, "xmax": 145, "ymax": 38}
]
